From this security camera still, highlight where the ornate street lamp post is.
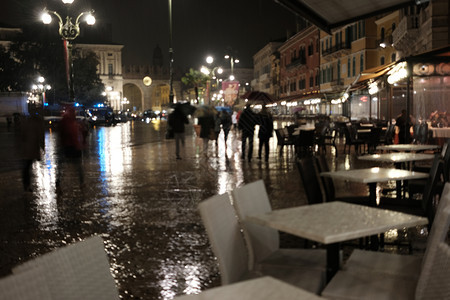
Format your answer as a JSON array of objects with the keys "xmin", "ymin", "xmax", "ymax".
[
  {"xmin": 168, "ymin": 0, "xmax": 174, "ymax": 104},
  {"xmin": 202, "ymin": 56, "xmax": 223, "ymax": 105},
  {"xmin": 224, "ymin": 54, "xmax": 239, "ymax": 80},
  {"xmin": 41, "ymin": 0, "xmax": 95, "ymax": 102}
]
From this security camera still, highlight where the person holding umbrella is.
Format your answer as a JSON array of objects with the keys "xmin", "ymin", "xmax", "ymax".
[
  {"xmin": 257, "ymin": 106, "xmax": 274, "ymax": 161},
  {"xmin": 195, "ymin": 106, "xmax": 217, "ymax": 155},
  {"xmin": 238, "ymin": 104, "xmax": 258, "ymax": 161},
  {"xmin": 168, "ymin": 104, "xmax": 189, "ymax": 160}
]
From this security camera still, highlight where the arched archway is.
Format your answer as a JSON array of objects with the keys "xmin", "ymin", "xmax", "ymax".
[{"xmin": 123, "ymin": 83, "xmax": 143, "ymax": 112}]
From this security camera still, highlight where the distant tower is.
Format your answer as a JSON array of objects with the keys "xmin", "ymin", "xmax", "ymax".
[{"xmin": 152, "ymin": 44, "xmax": 164, "ymax": 68}]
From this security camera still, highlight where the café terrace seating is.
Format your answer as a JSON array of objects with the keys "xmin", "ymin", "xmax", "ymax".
[
  {"xmin": 231, "ymin": 180, "xmax": 330, "ymax": 272},
  {"xmin": 321, "ymin": 205, "xmax": 450, "ymax": 299},
  {"xmin": 0, "ymin": 236, "xmax": 120, "ymax": 300},
  {"xmin": 340, "ymin": 182, "xmax": 450, "ymax": 281},
  {"xmin": 198, "ymin": 193, "xmax": 326, "ymax": 294}
]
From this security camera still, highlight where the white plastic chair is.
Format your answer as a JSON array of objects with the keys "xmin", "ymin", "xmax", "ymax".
[
  {"xmin": 342, "ymin": 181, "xmax": 450, "ymax": 280},
  {"xmin": 198, "ymin": 193, "xmax": 325, "ymax": 294},
  {"xmin": 321, "ymin": 206, "xmax": 450, "ymax": 299},
  {"xmin": 0, "ymin": 267, "xmax": 52, "ymax": 300},
  {"xmin": 12, "ymin": 235, "xmax": 120, "ymax": 300},
  {"xmin": 231, "ymin": 180, "xmax": 330, "ymax": 271}
]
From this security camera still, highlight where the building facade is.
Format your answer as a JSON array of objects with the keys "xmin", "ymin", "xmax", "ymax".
[
  {"xmin": 278, "ymin": 25, "xmax": 321, "ymax": 114},
  {"xmin": 77, "ymin": 43, "xmax": 124, "ymax": 111},
  {"xmin": 251, "ymin": 41, "xmax": 283, "ymax": 93},
  {"xmin": 393, "ymin": 0, "xmax": 449, "ymax": 59}
]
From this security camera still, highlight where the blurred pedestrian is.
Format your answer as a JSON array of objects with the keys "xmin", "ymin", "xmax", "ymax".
[
  {"xmin": 257, "ymin": 106, "xmax": 274, "ymax": 161},
  {"xmin": 395, "ymin": 109, "xmax": 414, "ymax": 144},
  {"xmin": 238, "ymin": 104, "xmax": 258, "ymax": 161},
  {"xmin": 168, "ymin": 104, "xmax": 189, "ymax": 160},
  {"xmin": 20, "ymin": 107, "xmax": 45, "ymax": 192},
  {"xmin": 220, "ymin": 110, "xmax": 232, "ymax": 147},
  {"xmin": 214, "ymin": 111, "xmax": 221, "ymax": 145},
  {"xmin": 231, "ymin": 110, "xmax": 238, "ymax": 130},
  {"xmin": 198, "ymin": 114, "xmax": 215, "ymax": 155},
  {"xmin": 56, "ymin": 106, "xmax": 85, "ymax": 189}
]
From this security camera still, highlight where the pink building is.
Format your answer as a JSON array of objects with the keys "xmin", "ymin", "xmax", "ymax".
[{"xmin": 278, "ymin": 25, "xmax": 321, "ymax": 114}]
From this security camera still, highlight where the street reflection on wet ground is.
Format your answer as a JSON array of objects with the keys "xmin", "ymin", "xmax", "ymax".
[{"xmin": 0, "ymin": 120, "xmax": 427, "ymax": 299}]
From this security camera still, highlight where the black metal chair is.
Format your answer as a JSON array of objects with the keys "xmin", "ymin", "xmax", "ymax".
[
  {"xmin": 380, "ymin": 154, "xmax": 444, "ymax": 229},
  {"xmin": 295, "ymin": 130, "xmax": 315, "ymax": 158},
  {"xmin": 315, "ymin": 126, "xmax": 338, "ymax": 157},
  {"xmin": 275, "ymin": 128, "xmax": 294, "ymax": 156},
  {"xmin": 296, "ymin": 157, "xmax": 324, "ymax": 205},
  {"xmin": 315, "ymin": 155, "xmax": 369, "ymax": 205},
  {"xmin": 343, "ymin": 124, "xmax": 364, "ymax": 154}
]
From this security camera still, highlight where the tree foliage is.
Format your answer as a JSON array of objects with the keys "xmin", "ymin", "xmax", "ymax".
[
  {"xmin": 1, "ymin": 25, "xmax": 105, "ymax": 106},
  {"xmin": 181, "ymin": 68, "xmax": 210, "ymax": 102}
]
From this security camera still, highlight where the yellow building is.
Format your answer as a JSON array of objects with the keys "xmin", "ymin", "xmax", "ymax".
[
  {"xmin": 320, "ymin": 18, "xmax": 379, "ymax": 118},
  {"xmin": 375, "ymin": 12, "xmax": 399, "ymax": 66}
]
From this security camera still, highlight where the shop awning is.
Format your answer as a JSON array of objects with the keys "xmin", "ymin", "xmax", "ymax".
[
  {"xmin": 275, "ymin": 0, "xmax": 419, "ymax": 33},
  {"xmin": 278, "ymin": 93, "xmax": 325, "ymax": 103},
  {"xmin": 356, "ymin": 62, "xmax": 397, "ymax": 84}
]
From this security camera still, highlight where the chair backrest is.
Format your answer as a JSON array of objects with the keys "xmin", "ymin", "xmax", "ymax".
[
  {"xmin": 441, "ymin": 139, "xmax": 450, "ymax": 181},
  {"xmin": 0, "ymin": 267, "xmax": 52, "ymax": 299},
  {"xmin": 275, "ymin": 129, "xmax": 284, "ymax": 145},
  {"xmin": 315, "ymin": 155, "xmax": 335, "ymax": 202},
  {"xmin": 422, "ymin": 182, "xmax": 450, "ymax": 259},
  {"xmin": 415, "ymin": 207, "xmax": 450, "ymax": 300},
  {"xmin": 384, "ymin": 124, "xmax": 396, "ymax": 144},
  {"xmin": 12, "ymin": 236, "xmax": 120, "ymax": 300},
  {"xmin": 232, "ymin": 180, "xmax": 279, "ymax": 270},
  {"xmin": 418, "ymin": 123, "xmax": 429, "ymax": 144},
  {"xmin": 198, "ymin": 193, "xmax": 249, "ymax": 285},
  {"xmin": 297, "ymin": 157, "xmax": 324, "ymax": 205},
  {"xmin": 421, "ymin": 154, "xmax": 444, "ymax": 225}
]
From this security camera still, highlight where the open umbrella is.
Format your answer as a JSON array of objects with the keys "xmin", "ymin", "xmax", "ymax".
[
  {"xmin": 240, "ymin": 91, "xmax": 276, "ymax": 105},
  {"xmin": 215, "ymin": 106, "xmax": 232, "ymax": 114},
  {"xmin": 172, "ymin": 102, "xmax": 197, "ymax": 116},
  {"xmin": 193, "ymin": 105, "xmax": 218, "ymax": 118}
]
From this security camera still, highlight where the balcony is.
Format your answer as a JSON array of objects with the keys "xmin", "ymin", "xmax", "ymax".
[
  {"xmin": 330, "ymin": 78, "xmax": 344, "ymax": 87},
  {"xmin": 286, "ymin": 56, "xmax": 306, "ymax": 69},
  {"xmin": 321, "ymin": 42, "xmax": 351, "ymax": 57},
  {"xmin": 392, "ymin": 16, "xmax": 420, "ymax": 52}
]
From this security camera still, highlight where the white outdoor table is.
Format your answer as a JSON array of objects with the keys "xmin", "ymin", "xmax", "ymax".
[
  {"xmin": 430, "ymin": 127, "xmax": 450, "ymax": 138},
  {"xmin": 377, "ymin": 144, "xmax": 440, "ymax": 152},
  {"xmin": 358, "ymin": 154, "xmax": 434, "ymax": 200},
  {"xmin": 173, "ymin": 276, "xmax": 324, "ymax": 300},
  {"xmin": 358, "ymin": 153, "xmax": 435, "ymax": 164},
  {"xmin": 320, "ymin": 167, "xmax": 428, "ymax": 206},
  {"xmin": 247, "ymin": 201, "xmax": 428, "ymax": 283}
]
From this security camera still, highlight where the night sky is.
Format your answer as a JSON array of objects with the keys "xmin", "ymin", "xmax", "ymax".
[{"xmin": 0, "ymin": 0, "xmax": 297, "ymax": 71}]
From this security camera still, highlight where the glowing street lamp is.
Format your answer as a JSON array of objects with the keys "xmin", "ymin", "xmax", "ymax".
[
  {"xmin": 30, "ymin": 76, "xmax": 51, "ymax": 106},
  {"xmin": 41, "ymin": 0, "xmax": 95, "ymax": 102}
]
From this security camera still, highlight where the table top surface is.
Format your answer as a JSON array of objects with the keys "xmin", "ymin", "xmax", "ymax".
[
  {"xmin": 247, "ymin": 201, "xmax": 428, "ymax": 244},
  {"xmin": 320, "ymin": 167, "xmax": 428, "ymax": 183},
  {"xmin": 358, "ymin": 153, "xmax": 435, "ymax": 163},
  {"xmin": 173, "ymin": 277, "xmax": 324, "ymax": 300},
  {"xmin": 377, "ymin": 144, "xmax": 440, "ymax": 152}
]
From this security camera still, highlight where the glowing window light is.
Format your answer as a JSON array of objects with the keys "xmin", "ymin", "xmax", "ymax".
[{"xmin": 387, "ymin": 62, "xmax": 408, "ymax": 84}]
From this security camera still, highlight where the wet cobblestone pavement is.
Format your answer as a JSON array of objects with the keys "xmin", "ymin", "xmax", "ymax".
[{"xmin": 0, "ymin": 120, "xmax": 428, "ymax": 299}]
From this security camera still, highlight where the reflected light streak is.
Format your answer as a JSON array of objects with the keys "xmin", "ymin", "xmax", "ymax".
[
  {"xmin": 34, "ymin": 131, "xmax": 59, "ymax": 230},
  {"xmin": 96, "ymin": 125, "xmax": 133, "ymax": 223},
  {"xmin": 158, "ymin": 261, "xmax": 203, "ymax": 299},
  {"xmin": 344, "ymin": 156, "xmax": 351, "ymax": 170}
]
